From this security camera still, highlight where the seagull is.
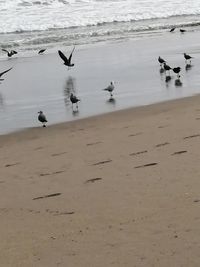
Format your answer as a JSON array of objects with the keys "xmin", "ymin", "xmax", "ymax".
[
  {"xmin": 158, "ymin": 56, "xmax": 166, "ymax": 67},
  {"xmin": 163, "ymin": 63, "xmax": 171, "ymax": 75},
  {"xmin": 103, "ymin": 81, "xmax": 115, "ymax": 97},
  {"xmin": 173, "ymin": 67, "xmax": 181, "ymax": 78},
  {"xmin": 2, "ymin": 49, "xmax": 17, "ymax": 57},
  {"xmin": 184, "ymin": 53, "xmax": 193, "ymax": 64},
  {"xmin": 58, "ymin": 46, "xmax": 75, "ymax": 68},
  {"xmin": 38, "ymin": 111, "xmax": 48, "ymax": 127},
  {"xmin": 38, "ymin": 49, "xmax": 46, "ymax": 55},
  {"xmin": 170, "ymin": 27, "xmax": 176, "ymax": 32},
  {"xmin": 0, "ymin": 67, "xmax": 12, "ymax": 81},
  {"xmin": 180, "ymin": 29, "xmax": 186, "ymax": 33},
  {"xmin": 70, "ymin": 93, "xmax": 80, "ymax": 109}
]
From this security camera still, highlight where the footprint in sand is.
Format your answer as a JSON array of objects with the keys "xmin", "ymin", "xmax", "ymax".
[
  {"xmin": 183, "ymin": 134, "xmax": 200, "ymax": 140},
  {"xmin": 5, "ymin": 162, "xmax": 20, "ymax": 168},
  {"xmin": 155, "ymin": 142, "xmax": 170, "ymax": 148},
  {"xmin": 51, "ymin": 152, "xmax": 67, "ymax": 157},
  {"xmin": 92, "ymin": 160, "xmax": 112, "ymax": 166},
  {"xmin": 85, "ymin": 177, "xmax": 102, "ymax": 183},
  {"xmin": 86, "ymin": 141, "xmax": 102, "ymax": 146},
  {"xmin": 135, "ymin": 162, "xmax": 158, "ymax": 169},
  {"xmin": 129, "ymin": 150, "xmax": 148, "ymax": 156},
  {"xmin": 171, "ymin": 150, "xmax": 187, "ymax": 155}
]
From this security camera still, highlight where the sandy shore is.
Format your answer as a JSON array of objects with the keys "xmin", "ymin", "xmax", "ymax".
[{"xmin": 1, "ymin": 94, "xmax": 200, "ymax": 266}]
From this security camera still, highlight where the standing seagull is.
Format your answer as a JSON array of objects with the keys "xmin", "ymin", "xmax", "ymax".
[
  {"xmin": 173, "ymin": 67, "xmax": 181, "ymax": 78},
  {"xmin": 180, "ymin": 29, "xmax": 186, "ymax": 33},
  {"xmin": 103, "ymin": 81, "xmax": 115, "ymax": 97},
  {"xmin": 163, "ymin": 63, "xmax": 172, "ymax": 75},
  {"xmin": 70, "ymin": 93, "xmax": 80, "ymax": 109},
  {"xmin": 58, "ymin": 46, "xmax": 75, "ymax": 69},
  {"xmin": 0, "ymin": 67, "xmax": 12, "ymax": 81},
  {"xmin": 158, "ymin": 56, "xmax": 166, "ymax": 67},
  {"xmin": 184, "ymin": 53, "xmax": 193, "ymax": 64},
  {"xmin": 2, "ymin": 49, "xmax": 17, "ymax": 57},
  {"xmin": 38, "ymin": 111, "xmax": 48, "ymax": 127},
  {"xmin": 38, "ymin": 49, "xmax": 46, "ymax": 55}
]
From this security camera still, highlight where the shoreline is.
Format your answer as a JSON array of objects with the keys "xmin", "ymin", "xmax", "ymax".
[
  {"xmin": 1, "ymin": 92, "xmax": 200, "ymax": 142},
  {"xmin": 1, "ymin": 28, "xmax": 200, "ymax": 135}
]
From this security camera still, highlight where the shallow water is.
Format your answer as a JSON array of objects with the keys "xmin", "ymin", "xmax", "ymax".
[{"xmin": 0, "ymin": 30, "xmax": 200, "ymax": 134}]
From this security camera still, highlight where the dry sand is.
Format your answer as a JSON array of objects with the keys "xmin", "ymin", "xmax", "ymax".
[{"xmin": 1, "ymin": 95, "xmax": 200, "ymax": 266}]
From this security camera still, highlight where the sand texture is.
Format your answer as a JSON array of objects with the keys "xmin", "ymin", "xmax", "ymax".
[{"xmin": 1, "ymin": 95, "xmax": 200, "ymax": 266}]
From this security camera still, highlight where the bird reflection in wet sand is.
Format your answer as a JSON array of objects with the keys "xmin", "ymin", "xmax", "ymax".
[
  {"xmin": 0, "ymin": 92, "xmax": 4, "ymax": 107},
  {"xmin": 63, "ymin": 76, "xmax": 76, "ymax": 107},
  {"xmin": 106, "ymin": 97, "xmax": 116, "ymax": 106},
  {"xmin": 159, "ymin": 67, "xmax": 165, "ymax": 74},
  {"xmin": 185, "ymin": 64, "xmax": 193, "ymax": 71},
  {"xmin": 165, "ymin": 75, "xmax": 172, "ymax": 83},
  {"xmin": 175, "ymin": 79, "xmax": 183, "ymax": 87}
]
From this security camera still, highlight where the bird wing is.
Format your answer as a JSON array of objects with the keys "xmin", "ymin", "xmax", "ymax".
[
  {"xmin": 68, "ymin": 46, "xmax": 75, "ymax": 63},
  {"xmin": 0, "ymin": 67, "xmax": 12, "ymax": 78},
  {"xmin": 58, "ymin": 50, "xmax": 69, "ymax": 63},
  {"xmin": 38, "ymin": 49, "xmax": 46, "ymax": 54},
  {"xmin": 2, "ymin": 49, "xmax": 8, "ymax": 53}
]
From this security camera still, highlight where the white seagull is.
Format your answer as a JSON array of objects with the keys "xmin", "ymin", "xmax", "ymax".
[{"xmin": 103, "ymin": 81, "xmax": 115, "ymax": 97}]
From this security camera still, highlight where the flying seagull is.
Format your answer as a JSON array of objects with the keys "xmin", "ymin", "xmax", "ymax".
[
  {"xmin": 2, "ymin": 49, "xmax": 18, "ymax": 57},
  {"xmin": 0, "ymin": 67, "xmax": 12, "ymax": 81},
  {"xmin": 184, "ymin": 53, "xmax": 193, "ymax": 64},
  {"xmin": 158, "ymin": 56, "xmax": 166, "ymax": 67},
  {"xmin": 38, "ymin": 111, "xmax": 48, "ymax": 127},
  {"xmin": 38, "ymin": 49, "xmax": 46, "ymax": 55},
  {"xmin": 103, "ymin": 81, "xmax": 115, "ymax": 97},
  {"xmin": 58, "ymin": 46, "xmax": 75, "ymax": 68},
  {"xmin": 173, "ymin": 67, "xmax": 181, "ymax": 78},
  {"xmin": 70, "ymin": 93, "xmax": 80, "ymax": 109}
]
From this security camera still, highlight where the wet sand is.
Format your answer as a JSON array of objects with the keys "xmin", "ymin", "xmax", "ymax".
[
  {"xmin": 1, "ymin": 94, "xmax": 200, "ymax": 266},
  {"xmin": 0, "ymin": 29, "xmax": 200, "ymax": 134}
]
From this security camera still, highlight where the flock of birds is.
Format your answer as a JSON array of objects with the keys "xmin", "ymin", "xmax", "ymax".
[
  {"xmin": 158, "ymin": 49, "xmax": 193, "ymax": 88},
  {"xmin": 0, "ymin": 46, "xmax": 115, "ymax": 127}
]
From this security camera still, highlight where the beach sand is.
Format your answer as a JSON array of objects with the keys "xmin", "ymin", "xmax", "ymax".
[{"xmin": 1, "ymin": 94, "xmax": 200, "ymax": 266}]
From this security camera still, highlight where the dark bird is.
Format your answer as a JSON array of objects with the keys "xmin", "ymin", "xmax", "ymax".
[
  {"xmin": 103, "ymin": 81, "xmax": 115, "ymax": 97},
  {"xmin": 70, "ymin": 93, "xmax": 80, "ymax": 109},
  {"xmin": 2, "ymin": 49, "xmax": 17, "ymax": 57},
  {"xmin": 0, "ymin": 67, "xmax": 12, "ymax": 81},
  {"xmin": 38, "ymin": 49, "xmax": 46, "ymax": 55},
  {"xmin": 58, "ymin": 46, "xmax": 75, "ymax": 68},
  {"xmin": 173, "ymin": 67, "xmax": 181, "ymax": 78},
  {"xmin": 180, "ymin": 29, "xmax": 186, "ymax": 33},
  {"xmin": 38, "ymin": 111, "xmax": 47, "ymax": 127},
  {"xmin": 170, "ymin": 27, "xmax": 176, "ymax": 32},
  {"xmin": 184, "ymin": 53, "xmax": 193, "ymax": 64},
  {"xmin": 163, "ymin": 62, "xmax": 171, "ymax": 75},
  {"xmin": 158, "ymin": 56, "xmax": 166, "ymax": 67}
]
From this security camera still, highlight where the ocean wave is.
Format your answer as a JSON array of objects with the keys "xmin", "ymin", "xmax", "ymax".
[
  {"xmin": 0, "ymin": 0, "xmax": 200, "ymax": 34},
  {"xmin": 0, "ymin": 14, "xmax": 200, "ymax": 35}
]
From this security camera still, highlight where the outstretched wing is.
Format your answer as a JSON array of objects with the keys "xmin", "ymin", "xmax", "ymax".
[
  {"xmin": 2, "ymin": 49, "xmax": 8, "ymax": 53},
  {"xmin": 68, "ymin": 46, "xmax": 75, "ymax": 64},
  {"xmin": 58, "ymin": 50, "xmax": 69, "ymax": 64},
  {"xmin": 0, "ymin": 67, "xmax": 12, "ymax": 78}
]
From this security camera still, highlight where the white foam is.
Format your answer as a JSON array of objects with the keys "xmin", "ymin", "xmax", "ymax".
[{"xmin": 0, "ymin": 0, "xmax": 200, "ymax": 33}]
